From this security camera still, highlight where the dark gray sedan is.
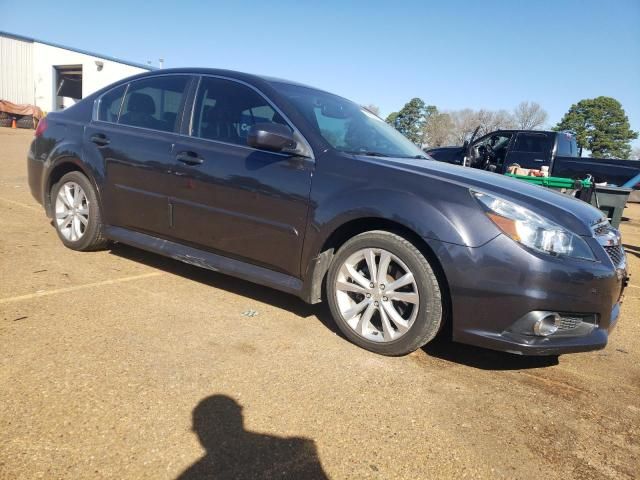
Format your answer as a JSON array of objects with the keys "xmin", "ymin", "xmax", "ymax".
[{"xmin": 27, "ymin": 68, "xmax": 628, "ymax": 356}]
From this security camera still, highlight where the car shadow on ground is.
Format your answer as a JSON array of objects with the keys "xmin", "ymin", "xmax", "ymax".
[
  {"xmin": 109, "ymin": 243, "xmax": 558, "ymax": 371},
  {"xmin": 623, "ymin": 243, "xmax": 640, "ymax": 259},
  {"xmin": 175, "ymin": 394, "xmax": 328, "ymax": 479},
  {"xmin": 108, "ymin": 243, "xmax": 322, "ymax": 320},
  {"xmin": 422, "ymin": 335, "xmax": 559, "ymax": 370}
]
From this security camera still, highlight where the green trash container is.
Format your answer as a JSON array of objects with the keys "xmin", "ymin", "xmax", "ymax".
[
  {"xmin": 504, "ymin": 174, "xmax": 593, "ymax": 190},
  {"xmin": 590, "ymin": 185, "xmax": 632, "ymax": 228},
  {"xmin": 505, "ymin": 174, "xmax": 631, "ymax": 228}
]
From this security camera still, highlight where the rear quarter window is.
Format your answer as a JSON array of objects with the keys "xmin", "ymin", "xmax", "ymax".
[{"xmin": 97, "ymin": 84, "xmax": 127, "ymax": 122}]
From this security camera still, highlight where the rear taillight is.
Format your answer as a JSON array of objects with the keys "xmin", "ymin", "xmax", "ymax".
[{"xmin": 34, "ymin": 117, "xmax": 48, "ymax": 137}]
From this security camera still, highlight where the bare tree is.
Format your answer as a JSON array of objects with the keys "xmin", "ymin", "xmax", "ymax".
[
  {"xmin": 476, "ymin": 109, "xmax": 517, "ymax": 135},
  {"xmin": 363, "ymin": 104, "xmax": 380, "ymax": 116},
  {"xmin": 423, "ymin": 112, "xmax": 454, "ymax": 147},
  {"xmin": 513, "ymin": 101, "xmax": 548, "ymax": 130},
  {"xmin": 445, "ymin": 108, "xmax": 518, "ymax": 144},
  {"xmin": 448, "ymin": 109, "xmax": 480, "ymax": 144},
  {"xmin": 632, "ymin": 146, "xmax": 640, "ymax": 160}
]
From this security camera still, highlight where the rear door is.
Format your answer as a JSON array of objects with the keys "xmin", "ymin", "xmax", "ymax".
[
  {"xmin": 168, "ymin": 76, "xmax": 314, "ymax": 277},
  {"xmin": 85, "ymin": 75, "xmax": 191, "ymax": 235},
  {"xmin": 504, "ymin": 132, "xmax": 553, "ymax": 170}
]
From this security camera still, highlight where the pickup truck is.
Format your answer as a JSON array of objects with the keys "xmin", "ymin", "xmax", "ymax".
[{"xmin": 426, "ymin": 129, "xmax": 640, "ymax": 187}]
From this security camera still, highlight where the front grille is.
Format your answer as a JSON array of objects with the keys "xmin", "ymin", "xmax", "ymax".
[
  {"xmin": 604, "ymin": 244, "xmax": 625, "ymax": 267},
  {"xmin": 557, "ymin": 316, "xmax": 583, "ymax": 331},
  {"xmin": 593, "ymin": 223, "xmax": 611, "ymax": 236},
  {"xmin": 591, "ymin": 220, "xmax": 625, "ymax": 268}
]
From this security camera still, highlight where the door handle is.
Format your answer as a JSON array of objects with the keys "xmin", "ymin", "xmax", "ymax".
[
  {"xmin": 90, "ymin": 133, "xmax": 110, "ymax": 147},
  {"xmin": 176, "ymin": 151, "xmax": 204, "ymax": 166}
]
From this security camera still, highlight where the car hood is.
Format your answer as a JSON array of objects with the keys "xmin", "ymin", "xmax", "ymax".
[
  {"xmin": 364, "ymin": 156, "xmax": 605, "ymax": 236},
  {"xmin": 425, "ymin": 146, "xmax": 462, "ymax": 154}
]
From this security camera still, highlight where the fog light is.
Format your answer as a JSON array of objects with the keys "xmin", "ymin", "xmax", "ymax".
[{"xmin": 533, "ymin": 313, "xmax": 560, "ymax": 336}]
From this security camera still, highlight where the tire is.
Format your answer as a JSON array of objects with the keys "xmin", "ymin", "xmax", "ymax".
[
  {"xmin": 51, "ymin": 171, "xmax": 108, "ymax": 251},
  {"xmin": 16, "ymin": 115, "xmax": 35, "ymax": 129},
  {"xmin": 326, "ymin": 231, "xmax": 442, "ymax": 356}
]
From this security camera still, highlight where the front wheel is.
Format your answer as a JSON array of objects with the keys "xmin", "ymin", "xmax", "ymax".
[{"xmin": 326, "ymin": 231, "xmax": 443, "ymax": 356}]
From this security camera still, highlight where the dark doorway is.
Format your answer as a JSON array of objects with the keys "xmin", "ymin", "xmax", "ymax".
[{"xmin": 54, "ymin": 65, "xmax": 83, "ymax": 111}]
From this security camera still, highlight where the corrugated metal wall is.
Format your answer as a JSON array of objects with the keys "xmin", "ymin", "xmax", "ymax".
[{"xmin": 0, "ymin": 35, "xmax": 34, "ymax": 105}]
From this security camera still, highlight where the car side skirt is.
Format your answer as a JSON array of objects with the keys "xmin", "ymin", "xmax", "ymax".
[{"xmin": 104, "ymin": 226, "xmax": 304, "ymax": 296}]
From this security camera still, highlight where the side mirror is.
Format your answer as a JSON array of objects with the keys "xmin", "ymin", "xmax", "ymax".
[{"xmin": 247, "ymin": 123, "xmax": 296, "ymax": 153}]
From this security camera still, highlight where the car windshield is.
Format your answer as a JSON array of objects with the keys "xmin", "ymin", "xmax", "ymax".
[{"xmin": 271, "ymin": 82, "xmax": 429, "ymax": 159}]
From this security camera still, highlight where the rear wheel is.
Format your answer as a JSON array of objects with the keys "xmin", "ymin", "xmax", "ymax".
[
  {"xmin": 327, "ymin": 231, "xmax": 443, "ymax": 356},
  {"xmin": 52, "ymin": 171, "xmax": 108, "ymax": 251}
]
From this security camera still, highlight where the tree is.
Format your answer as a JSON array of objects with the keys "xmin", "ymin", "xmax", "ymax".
[
  {"xmin": 632, "ymin": 146, "xmax": 640, "ymax": 160},
  {"xmin": 448, "ymin": 109, "xmax": 480, "ymax": 144},
  {"xmin": 363, "ymin": 104, "xmax": 380, "ymax": 116},
  {"xmin": 555, "ymin": 97, "xmax": 638, "ymax": 158},
  {"xmin": 475, "ymin": 109, "xmax": 516, "ymax": 135},
  {"xmin": 419, "ymin": 105, "xmax": 439, "ymax": 145},
  {"xmin": 386, "ymin": 98, "xmax": 427, "ymax": 145},
  {"xmin": 445, "ymin": 108, "xmax": 516, "ymax": 144},
  {"xmin": 423, "ymin": 111, "xmax": 454, "ymax": 147},
  {"xmin": 513, "ymin": 101, "xmax": 548, "ymax": 130}
]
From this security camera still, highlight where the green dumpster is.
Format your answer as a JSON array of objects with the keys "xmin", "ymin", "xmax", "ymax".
[
  {"xmin": 590, "ymin": 185, "xmax": 632, "ymax": 228},
  {"xmin": 505, "ymin": 174, "xmax": 630, "ymax": 228},
  {"xmin": 504, "ymin": 174, "xmax": 592, "ymax": 189}
]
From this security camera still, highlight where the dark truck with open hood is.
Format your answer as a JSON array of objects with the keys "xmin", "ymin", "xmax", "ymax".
[{"xmin": 427, "ymin": 129, "xmax": 640, "ymax": 187}]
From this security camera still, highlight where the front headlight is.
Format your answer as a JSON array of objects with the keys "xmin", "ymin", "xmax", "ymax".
[{"xmin": 472, "ymin": 191, "xmax": 595, "ymax": 260}]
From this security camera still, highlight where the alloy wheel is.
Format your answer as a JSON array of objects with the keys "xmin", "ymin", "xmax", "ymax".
[
  {"xmin": 335, "ymin": 248, "xmax": 419, "ymax": 342},
  {"xmin": 55, "ymin": 181, "xmax": 89, "ymax": 241}
]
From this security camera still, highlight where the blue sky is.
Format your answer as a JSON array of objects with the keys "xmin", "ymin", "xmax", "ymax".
[{"xmin": 2, "ymin": 0, "xmax": 639, "ymax": 147}]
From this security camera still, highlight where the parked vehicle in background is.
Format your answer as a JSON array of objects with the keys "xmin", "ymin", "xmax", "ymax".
[
  {"xmin": 27, "ymin": 69, "xmax": 628, "ymax": 357},
  {"xmin": 426, "ymin": 129, "xmax": 640, "ymax": 187}
]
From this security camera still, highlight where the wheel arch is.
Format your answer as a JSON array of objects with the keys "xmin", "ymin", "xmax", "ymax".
[{"xmin": 44, "ymin": 157, "xmax": 102, "ymax": 218}]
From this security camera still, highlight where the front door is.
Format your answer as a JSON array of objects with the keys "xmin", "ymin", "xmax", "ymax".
[
  {"xmin": 85, "ymin": 75, "xmax": 191, "ymax": 236},
  {"xmin": 168, "ymin": 76, "xmax": 313, "ymax": 277}
]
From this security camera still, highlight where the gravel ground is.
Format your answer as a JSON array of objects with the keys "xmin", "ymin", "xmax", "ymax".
[{"xmin": 1, "ymin": 128, "xmax": 638, "ymax": 479}]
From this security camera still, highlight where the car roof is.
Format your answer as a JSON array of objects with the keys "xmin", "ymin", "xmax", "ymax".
[
  {"xmin": 489, "ymin": 129, "xmax": 559, "ymax": 135},
  {"xmin": 132, "ymin": 67, "xmax": 314, "ymax": 89}
]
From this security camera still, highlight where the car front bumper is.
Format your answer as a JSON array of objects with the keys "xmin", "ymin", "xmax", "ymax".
[{"xmin": 428, "ymin": 234, "xmax": 627, "ymax": 356}]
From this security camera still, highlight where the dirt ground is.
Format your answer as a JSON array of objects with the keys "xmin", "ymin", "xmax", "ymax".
[{"xmin": 0, "ymin": 127, "xmax": 638, "ymax": 479}]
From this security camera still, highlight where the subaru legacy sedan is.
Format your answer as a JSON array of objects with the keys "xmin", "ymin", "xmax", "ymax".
[{"xmin": 27, "ymin": 68, "xmax": 628, "ymax": 356}]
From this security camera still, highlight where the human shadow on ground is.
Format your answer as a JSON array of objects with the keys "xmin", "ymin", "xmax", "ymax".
[{"xmin": 176, "ymin": 395, "xmax": 328, "ymax": 479}]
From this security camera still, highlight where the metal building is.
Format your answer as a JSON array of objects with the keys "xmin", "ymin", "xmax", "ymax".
[{"xmin": 0, "ymin": 31, "xmax": 152, "ymax": 113}]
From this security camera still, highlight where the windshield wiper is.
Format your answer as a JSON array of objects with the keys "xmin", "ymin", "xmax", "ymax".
[
  {"xmin": 344, "ymin": 150, "xmax": 428, "ymax": 159},
  {"xmin": 344, "ymin": 150, "xmax": 391, "ymax": 157}
]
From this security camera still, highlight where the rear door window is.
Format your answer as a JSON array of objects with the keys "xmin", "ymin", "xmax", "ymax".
[
  {"xmin": 512, "ymin": 133, "xmax": 551, "ymax": 153},
  {"xmin": 119, "ymin": 76, "xmax": 189, "ymax": 133}
]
